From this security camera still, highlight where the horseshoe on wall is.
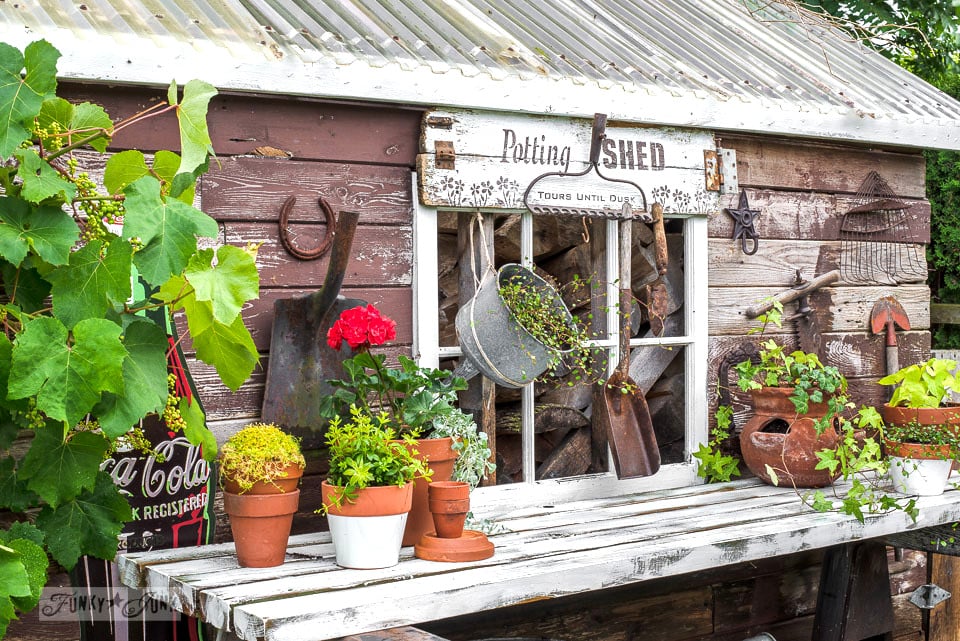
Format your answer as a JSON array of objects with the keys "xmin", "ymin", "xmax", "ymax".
[{"xmin": 278, "ymin": 195, "xmax": 337, "ymax": 260}]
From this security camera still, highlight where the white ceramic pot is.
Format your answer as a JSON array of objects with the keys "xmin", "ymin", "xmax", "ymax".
[
  {"xmin": 327, "ymin": 513, "xmax": 409, "ymax": 568},
  {"xmin": 888, "ymin": 456, "xmax": 953, "ymax": 496}
]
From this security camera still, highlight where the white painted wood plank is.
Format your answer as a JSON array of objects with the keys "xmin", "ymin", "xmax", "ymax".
[{"xmin": 233, "ymin": 486, "xmax": 960, "ymax": 641}]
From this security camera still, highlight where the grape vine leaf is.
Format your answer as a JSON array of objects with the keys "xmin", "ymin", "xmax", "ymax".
[
  {"xmin": 183, "ymin": 294, "xmax": 258, "ymax": 391},
  {"xmin": 180, "ymin": 396, "xmax": 216, "ymax": 461},
  {"xmin": 0, "ymin": 457, "xmax": 39, "ymax": 512},
  {"xmin": 104, "ymin": 149, "xmax": 196, "ymax": 204},
  {"xmin": 15, "ymin": 148, "xmax": 78, "ymax": 203},
  {"xmin": 8, "ymin": 317, "xmax": 127, "ymax": 425},
  {"xmin": 186, "ymin": 245, "xmax": 260, "ymax": 324},
  {"xmin": 122, "ymin": 176, "xmax": 218, "ymax": 285},
  {"xmin": 37, "ymin": 97, "xmax": 113, "ymax": 153},
  {"xmin": 35, "ymin": 472, "xmax": 132, "ymax": 569},
  {"xmin": 1, "ymin": 263, "xmax": 51, "ymax": 314},
  {"xmin": 47, "ymin": 240, "xmax": 132, "ymax": 329},
  {"xmin": 0, "ymin": 196, "xmax": 80, "ymax": 266},
  {"xmin": 2, "ymin": 537, "xmax": 47, "ymax": 612},
  {"xmin": 173, "ymin": 80, "xmax": 217, "ymax": 179},
  {"xmin": 0, "ymin": 40, "xmax": 59, "ymax": 157},
  {"xmin": 18, "ymin": 425, "xmax": 109, "ymax": 507},
  {"xmin": 94, "ymin": 318, "xmax": 168, "ymax": 438},
  {"xmin": 0, "ymin": 546, "xmax": 31, "ymax": 633}
]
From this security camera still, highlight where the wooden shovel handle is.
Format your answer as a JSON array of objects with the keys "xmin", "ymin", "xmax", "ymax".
[
  {"xmin": 651, "ymin": 203, "xmax": 668, "ymax": 276},
  {"xmin": 310, "ymin": 209, "xmax": 361, "ymax": 319}
]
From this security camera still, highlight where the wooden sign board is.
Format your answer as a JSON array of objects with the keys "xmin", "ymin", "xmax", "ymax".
[{"xmin": 418, "ymin": 109, "xmax": 718, "ymax": 216}]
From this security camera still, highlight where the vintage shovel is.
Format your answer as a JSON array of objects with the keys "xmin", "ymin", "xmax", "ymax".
[
  {"xmin": 261, "ymin": 208, "xmax": 366, "ymax": 434},
  {"xmin": 602, "ymin": 215, "xmax": 661, "ymax": 478},
  {"xmin": 870, "ymin": 295, "xmax": 911, "ymax": 379}
]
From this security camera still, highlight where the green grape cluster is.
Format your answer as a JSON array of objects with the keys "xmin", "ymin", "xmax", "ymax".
[
  {"xmin": 109, "ymin": 425, "xmax": 166, "ymax": 462},
  {"xmin": 163, "ymin": 373, "xmax": 187, "ymax": 432},
  {"xmin": 72, "ymin": 169, "xmax": 125, "ymax": 244},
  {"xmin": 33, "ymin": 119, "xmax": 65, "ymax": 153},
  {"xmin": 11, "ymin": 397, "xmax": 45, "ymax": 430}
]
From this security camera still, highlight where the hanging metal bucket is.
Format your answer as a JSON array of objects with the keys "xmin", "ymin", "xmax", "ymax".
[{"xmin": 455, "ymin": 264, "xmax": 576, "ymax": 388}]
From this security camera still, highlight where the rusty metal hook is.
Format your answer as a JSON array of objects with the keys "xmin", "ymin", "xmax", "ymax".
[{"xmin": 278, "ymin": 195, "xmax": 336, "ymax": 260}]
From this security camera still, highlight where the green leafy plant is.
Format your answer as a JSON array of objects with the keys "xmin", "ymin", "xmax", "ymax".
[
  {"xmin": 219, "ymin": 423, "xmax": 306, "ymax": 494},
  {"xmin": 498, "ymin": 270, "xmax": 598, "ymax": 385},
  {"xmin": 320, "ymin": 304, "xmax": 469, "ymax": 437},
  {"xmin": 693, "ymin": 404, "xmax": 742, "ymax": 483},
  {"xmin": 0, "ymin": 39, "xmax": 260, "ymax": 636},
  {"xmin": 878, "ymin": 357, "xmax": 960, "ymax": 408},
  {"xmin": 806, "ymin": 406, "xmax": 918, "ymax": 523},
  {"xmin": 428, "ymin": 407, "xmax": 496, "ymax": 488},
  {"xmin": 321, "ymin": 405, "xmax": 432, "ymax": 510}
]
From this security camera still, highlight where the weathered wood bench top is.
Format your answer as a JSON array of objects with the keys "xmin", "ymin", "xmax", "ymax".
[{"xmin": 117, "ymin": 478, "xmax": 960, "ymax": 641}]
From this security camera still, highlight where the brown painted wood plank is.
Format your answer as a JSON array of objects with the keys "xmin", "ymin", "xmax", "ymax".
[
  {"xmin": 224, "ymin": 222, "xmax": 412, "ymax": 287},
  {"xmin": 710, "ymin": 189, "xmax": 930, "ymax": 243},
  {"xmin": 61, "ymin": 83, "xmax": 422, "ymax": 165},
  {"xmin": 201, "ymin": 157, "xmax": 412, "ymax": 224},
  {"xmin": 712, "ymin": 564, "xmax": 819, "ymax": 634},
  {"xmin": 719, "ymin": 135, "xmax": 927, "ymax": 197},
  {"xmin": 708, "ymin": 284, "xmax": 929, "ymax": 336}
]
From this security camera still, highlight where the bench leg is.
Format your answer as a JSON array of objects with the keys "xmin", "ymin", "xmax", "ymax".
[{"xmin": 812, "ymin": 541, "xmax": 894, "ymax": 641}]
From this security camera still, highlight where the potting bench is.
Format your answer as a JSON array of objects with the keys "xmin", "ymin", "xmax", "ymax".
[{"xmin": 116, "ymin": 476, "xmax": 960, "ymax": 641}]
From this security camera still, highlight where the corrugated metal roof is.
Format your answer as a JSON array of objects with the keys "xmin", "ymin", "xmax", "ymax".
[{"xmin": 1, "ymin": 0, "xmax": 959, "ymax": 150}]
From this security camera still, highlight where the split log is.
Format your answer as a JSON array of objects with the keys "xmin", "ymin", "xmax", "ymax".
[
  {"xmin": 537, "ymin": 427, "xmax": 592, "ymax": 479},
  {"xmin": 495, "ymin": 404, "xmax": 590, "ymax": 435}
]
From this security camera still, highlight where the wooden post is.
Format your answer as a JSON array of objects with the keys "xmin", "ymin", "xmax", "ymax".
[
  {"xmin": 458, "ymin": 211, "xmax": 497, "ymax": 486},
  {"xmin": 928, "ymin": 554, "xmax": 960, "ymax": 641}
]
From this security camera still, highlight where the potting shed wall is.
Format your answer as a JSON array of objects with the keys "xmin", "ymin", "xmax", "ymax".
[{"xmin": 4, "ymin": 1, "xmax": 960, "ymax": 640}]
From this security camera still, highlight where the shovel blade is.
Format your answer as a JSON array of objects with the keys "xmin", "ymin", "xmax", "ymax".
[
  {"xmin": 603, "ymin": 370, "xmax": 661, "ymax": 478},
  {"xmin": 262, "ymin": 295, "xmax": 366, "ymax": 435}
]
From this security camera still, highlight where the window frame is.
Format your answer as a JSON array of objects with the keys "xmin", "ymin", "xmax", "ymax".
[{"xmin": 411, "ymin": 173, "xmax": 709, "ymax": 509}]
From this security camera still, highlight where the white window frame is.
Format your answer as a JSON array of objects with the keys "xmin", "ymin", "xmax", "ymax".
[{"xmin": 412, "ymin": 173, "xmax": 709, "ymax": 509}]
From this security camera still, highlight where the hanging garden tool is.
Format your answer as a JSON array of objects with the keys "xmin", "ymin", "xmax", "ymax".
[
  {"xmin": 839, "ymin": 171, "xmax": 926, "ymax": 284},
  {"xmin": 522, "ymin": 113, "xmax": 650, "ymax": 221}
]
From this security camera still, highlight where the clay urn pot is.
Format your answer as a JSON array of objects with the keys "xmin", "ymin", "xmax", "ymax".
[
  {"xmin": 739, "ymin": 386, "xmax": 840, "ymax": 488},
  {"xmin": 222, "ymin": 462, "xmax": 304, "ymax": 495},
  {"xmin": 428, "ymin": 481, "xmax": 471, "ymax": 539}
]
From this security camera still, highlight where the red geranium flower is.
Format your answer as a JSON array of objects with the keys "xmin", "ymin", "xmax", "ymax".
[{"xmin": 326, "ymin": 304, "xmax": 396, "ymax": 351}]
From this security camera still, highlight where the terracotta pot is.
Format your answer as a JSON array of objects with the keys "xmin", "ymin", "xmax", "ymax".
[
  {"xmin": 428, "ymin": 481, "xmax": 470, "ymax": 539},
  {"xmin": 222, "ymin": 462, "xmax": 304, "ymax": 495},
  {"xmin": 739, "ymin": 386, "xmax": 839, "ymax": 488},
  {"xmin": 397, "ymin": 437, "xmax": 458, "ymax": 546},
  {"xmin": 321, "ymin": 480, "xmax": 413, "ymax": 569},
  {"xmin": 881, "ymin": 403, "xmax": 960, "ymax": 430},
  {"xmin": 224, "ymin": 489, "xmax": 300, "ymax": 568}
]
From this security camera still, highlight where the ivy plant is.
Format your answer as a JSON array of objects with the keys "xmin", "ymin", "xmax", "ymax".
[{"xmin": 0, "ymin": 39, "xmax": 260, "ymax": 636}]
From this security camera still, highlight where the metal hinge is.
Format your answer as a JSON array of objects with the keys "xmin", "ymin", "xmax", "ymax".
[
  {"xmin": 435, "ymin": 140, "xmax": 455, "ymax": 170},
  {"xmin": 704, "ymin": 148, "xmax": 739, "ymax": 195}
]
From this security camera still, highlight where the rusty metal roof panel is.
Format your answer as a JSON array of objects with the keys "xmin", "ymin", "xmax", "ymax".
[{"xmin": 1, "ymin": 0, "xmax": 959, "ymax": 149}]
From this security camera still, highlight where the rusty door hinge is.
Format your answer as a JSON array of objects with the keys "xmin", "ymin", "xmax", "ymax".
[
  {"xmin": 704, "ymin": 148, "xmax": 738, "ymax": 195},
  {"xmin": 435, "ymin": 140, "xmax": 455, "ymax": 169}
]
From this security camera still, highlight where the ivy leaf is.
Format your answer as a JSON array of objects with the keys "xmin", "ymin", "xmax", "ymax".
[
  {"xmin": 0, "ymin": 40, "xmax": 59, "ymax": 157},
  {"xmin": 186, "ymin": 298, "xmax": 258, "ymax": 391},
  {"xmin": 9, "ymin": 317, "xmax": 127, "ymax": 425},
  {"xmin": 186, "ymin": 245, "xmax": 259, "ymax": 324},
  {"xmin": 0, "ymin": 196, "xmax": 80, "ymax": 266},
  {"xmin": 19, "ymin": 425, "xmax": 109, "ymax": 507},
  {"xmin": 0, "ymin": 457, "xmax": 39, "ymax": 512},
  {"xmin": 94, "ymin": 319, "xmax": 168, "ymax": 438},
  {"xmin": 174, "ymin": 80, "xmax": 217, "ymax": 179},
  {"xmin": 123, "ymin": 176, "xmax": 218, "ymax": 285},
  {"xmin": 180, "ymin": 396, "xmax": 216, "ymax": 462},
  {"xmin": 47, "ymin": 240, "xmax": 132, "ymax": 329},
  {"xmin": 35, "ymin": 472, "xmax": 132, "ymax": 569}
]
